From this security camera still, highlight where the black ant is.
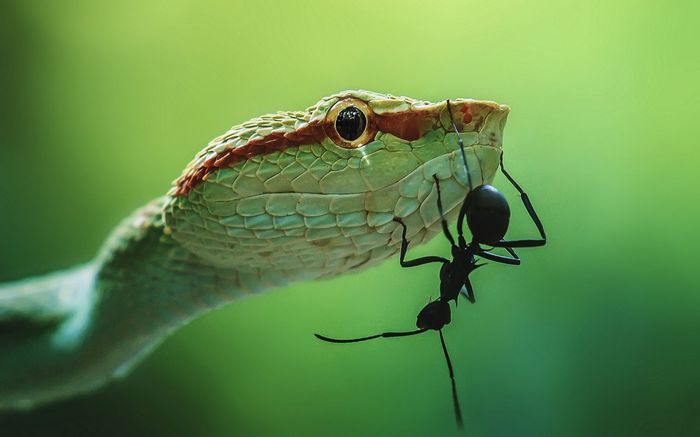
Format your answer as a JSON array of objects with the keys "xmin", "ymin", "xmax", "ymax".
[{"xmin": 314, "ymin": 103, "xmax": 546, "ymax": 429}]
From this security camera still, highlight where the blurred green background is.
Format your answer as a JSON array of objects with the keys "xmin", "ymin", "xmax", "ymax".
[{"xmin": 1, "ymin": 0, "xmax": 699, "ymax": 435}]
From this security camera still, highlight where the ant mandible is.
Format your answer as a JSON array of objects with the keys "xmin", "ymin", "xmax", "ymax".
[{"xmin": 314, "ymin": 102, "xmax": 547, "ymax": 429}]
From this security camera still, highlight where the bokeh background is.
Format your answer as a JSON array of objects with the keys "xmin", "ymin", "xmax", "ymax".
[{"xmin": 1, "ymin": 0, "xmax": 698, "ymax": 435}]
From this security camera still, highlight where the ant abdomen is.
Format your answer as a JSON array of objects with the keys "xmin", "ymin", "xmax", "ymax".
[
  {"xmin": 416, "ymin": 300, "xmax": 451, "ymax": 330},
  {"xmin": 465, "ymin": 184, "xmax": 510, "ymax": 244}
]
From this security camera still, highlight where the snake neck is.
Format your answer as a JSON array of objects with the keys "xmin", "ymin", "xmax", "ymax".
[
  {"xmin": 0, "ymin": 197, "xmax": 271, "ymax": 410},
  {"xmin": 95, "ymin": 197, "xmax": 276, "ymax": 309},
  {"xmin": 71, "ymin": 196, "xmax": 280, "ymax": 383}
]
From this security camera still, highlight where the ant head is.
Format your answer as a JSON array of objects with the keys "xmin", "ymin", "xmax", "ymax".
[
  {"xmin": 465, "ymin": 184, "xmax": 510, "ymax": 244},
  {"xmin": 416, "ymin": 300, "xmax": 451, "ymax": 331}
]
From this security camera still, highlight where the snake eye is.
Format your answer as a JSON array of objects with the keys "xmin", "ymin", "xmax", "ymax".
[
  {"xmin": 325, "ymin": 98, "xmax": 377, "ymax": 149},
  {"xmin": 335, "ymin": 106, "xmax": 366, "ymax": 141}
]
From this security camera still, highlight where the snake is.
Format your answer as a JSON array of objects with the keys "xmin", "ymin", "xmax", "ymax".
[{"xmin": 0, "ymin": 90, "xmax": 509, "ymax": 410}]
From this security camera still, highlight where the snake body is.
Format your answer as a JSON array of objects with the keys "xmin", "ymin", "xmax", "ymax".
[{"xmin": 0, "ymin": 90, "xmax": 509, "ymax": 409}]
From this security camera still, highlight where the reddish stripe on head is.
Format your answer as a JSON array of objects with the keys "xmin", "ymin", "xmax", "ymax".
[
  {"xmin": 373, "ymin": 110, "xmax": 436, "ymax": 142},
  {"xmin": 174, "ymin": 122, "xmax": 326, "ymax": 196},
  {"xmin": 174, "ymin": 107, "xmax": 440, "ymax": 196}
]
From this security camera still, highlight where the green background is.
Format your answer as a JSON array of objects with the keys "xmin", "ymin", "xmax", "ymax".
[{"xmin": 1, "ymin": 0, "xmax": 698, "ymax": 435}]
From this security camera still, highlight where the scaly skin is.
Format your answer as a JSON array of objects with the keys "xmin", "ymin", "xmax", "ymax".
[{"xmin": 0, "ymin": 90, "xmax": 509, "ymax": 409}]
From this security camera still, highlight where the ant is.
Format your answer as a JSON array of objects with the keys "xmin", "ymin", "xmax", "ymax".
[{"xmin": 314, "ymin": 103, "xmax": 547, "ymax": 429}]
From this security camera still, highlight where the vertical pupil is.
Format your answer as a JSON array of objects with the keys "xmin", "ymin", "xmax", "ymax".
[{"xmin": 335, "ymin": 106, "xmax": 366, "ymax": 141}]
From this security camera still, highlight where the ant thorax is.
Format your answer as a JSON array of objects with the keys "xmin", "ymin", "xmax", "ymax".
[{"xmin": 451, "ymin": 242, "xmax": 478, "ymax": 268}]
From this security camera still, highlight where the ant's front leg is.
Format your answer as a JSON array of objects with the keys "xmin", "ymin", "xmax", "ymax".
[
  {"xmin": 394, "ymin": 219, "xmax": 449, "ymax": 268},
  {"xmin": 477, "ymin": 245, "xmax": 521, "ymax": 265},
  {"xmin": 493, "ymin": 154, "xmax": 546, "ymax": 248}
]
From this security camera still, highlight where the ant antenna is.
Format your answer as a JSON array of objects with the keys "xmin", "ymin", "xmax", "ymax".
[
  {"xmin": 446, "ymin": 100, "xmax": 474, "ymax": 191},
  {"xmin": 446, "ymin": 100, "xmax": 477, "ymax": 239}
]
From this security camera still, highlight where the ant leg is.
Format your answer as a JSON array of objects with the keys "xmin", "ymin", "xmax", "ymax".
[
  {"xmin": 394, "ymin": 219, "xmax": 448, "ymax": 267},
  {"xmin": 478, "ymin": 247, "xmax": 521, "ymax": 265},
  {"xmin": 439, "ymin": 330, "xmax": 464, "ymax": 429},
  {"xmin": 459, "ymin": 278, "xmax": 476, "ymax": 303},
  {"xmin": 495, "ymin": 154, "xmax": 546, "ymax": 247},
  {"xmin": 505, "ymin": 246, "xmax": 519, "ymax": 258},
  {"xmin": 432, "ymin": 175, "xmax": 457, "ymax": 247},
  {"xmin": 489, "ymin": 239, "xmax": 545, "ymax": 248},
  {"xmin": 314, "ymin": 329, "xmax": 427, "ymax": 343}
]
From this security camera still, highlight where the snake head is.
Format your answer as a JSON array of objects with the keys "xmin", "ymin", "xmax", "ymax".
[{"xmin": 164, "ymin": 91, "xmax": 509, "ymax": 284}]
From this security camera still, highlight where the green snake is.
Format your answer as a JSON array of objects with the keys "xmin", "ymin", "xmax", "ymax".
[{"xmin": 0, "ymin": 90, "xmax": 509, "ymax": 409}]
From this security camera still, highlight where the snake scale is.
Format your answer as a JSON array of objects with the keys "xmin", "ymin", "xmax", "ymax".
[{"xmin": 0, "ymin": 90, "xmax": 509, "ymax": 409}]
